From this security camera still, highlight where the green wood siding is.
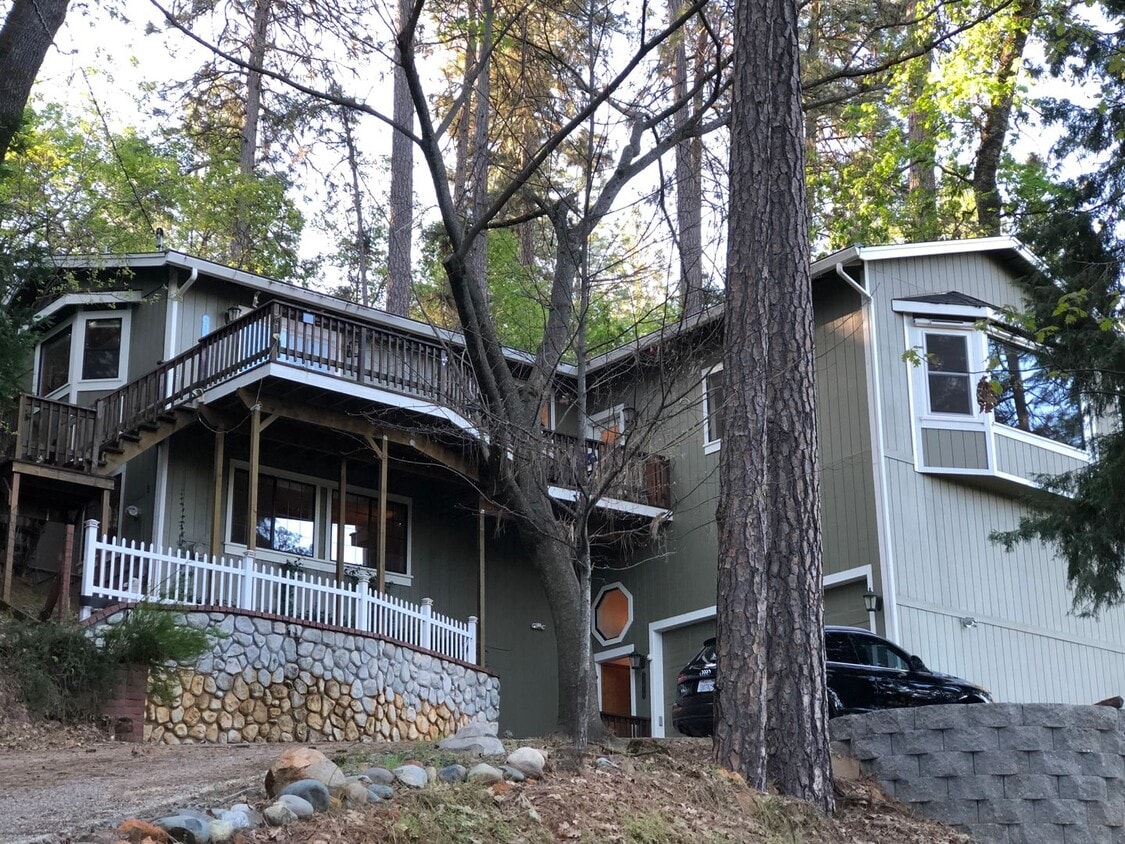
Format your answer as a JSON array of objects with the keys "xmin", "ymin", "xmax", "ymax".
[
  {"xmin": 993, "ymin": 431, "xmax": 1087, "ymax": 478},
  {"xmin": 921, "ymin": 428, "xmax": 988, "ymax": 470}
]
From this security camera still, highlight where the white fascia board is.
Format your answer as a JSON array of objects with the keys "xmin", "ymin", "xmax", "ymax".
[
  {"xmin": 809, "ymin": 246, "xmax": 862, "ymax": 279},
  {"xmin": 34, "ymin": 290, "xmax": 144, "ymax": 322},
  {"xmin": 855, "ymin": 236, "xmax": 1044, "ymax": 270},
  {"xmin": 547, "ymin": 485, "xmax": 673, "ymax": 520},
  {"xmin": 891, "ymin": 301, "xmax": 996, "ymax": 321}
]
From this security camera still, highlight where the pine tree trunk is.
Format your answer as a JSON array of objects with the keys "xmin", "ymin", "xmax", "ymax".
[
  {"xmin": 972, "ymin": 0, "xmax": 1040, "ymax": 235},
  {"xmin": 386, "ymin": 0, "xmax": 414, "ymax": 316},
  {"xmin": 670, "ymin": 0, "xmax": 704, "ymax": 314},
  {"xmin": 0, "ymin": 0, "xmax": 70, "ymax": 163},
  {"xmin": 717, "ymin": 0, "xmax": 833, "ymax": 811},
  {"xmin": 232, "ymin": 0, "xmax": 271, "ymax": 266}
]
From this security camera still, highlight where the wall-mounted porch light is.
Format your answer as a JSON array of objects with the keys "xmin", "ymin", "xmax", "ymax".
[{"xmin": 863, "ymin": 588, "xmax": 883, "ymax": 614}]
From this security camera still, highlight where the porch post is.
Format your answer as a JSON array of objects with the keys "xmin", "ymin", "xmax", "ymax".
[
  {"xmin": 336, "ymin": 458, "xmax": 347, "ymax": 583},
  {"xmin": 80, "ymin": 518, "xmax": 98, "ymax": 620},
  {"xmin": 377, "ymin": 434, "xmax": 388, "ymax": 593},
  {"xmin": 3, "ymin": 471, "xmax": 20, "ymax": 603},
  {"xmin": 210, "ymin": 428, "xmax": 225, "ymax": 560},
  {"xmin": 247, "ymin": 405, "xmax": 261, "ymax": 552},
  {"xmin": 100, "ymin": 488, "xmax": 112, "ymax": 537},
  {"xmin": 58, "ymin": 523, "xmax": 74, "ymax": 619},
  {"xmin": 478, "ymin": 503, "xmax": 486, "ymax": 666}
]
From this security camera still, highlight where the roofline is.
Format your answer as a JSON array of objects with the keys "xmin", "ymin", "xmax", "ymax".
[
  {"xmin": 810, "ymin": 236, "xmax": 1046, "ymax": 278},
  {"xmin": 50, "ymin": 251, "xmax": 550, "ymax": 372},
  {"xmin": 586, "ymin": 304, "xmax": 724, "ymax": 373}
]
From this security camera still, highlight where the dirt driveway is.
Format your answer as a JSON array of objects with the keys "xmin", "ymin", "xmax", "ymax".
[{"xmin": 0, "ymin": 742, "xmax": 356, "ymax": 844}]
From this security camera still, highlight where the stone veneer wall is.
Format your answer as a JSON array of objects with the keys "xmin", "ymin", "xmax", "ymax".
[
  {"xmin": 831, "ymin": 703, "xmax": 1125, "ymax": 844},
  {"xmin": 92, "ymin": 607, "xmax": 500, "ymax": 745}
]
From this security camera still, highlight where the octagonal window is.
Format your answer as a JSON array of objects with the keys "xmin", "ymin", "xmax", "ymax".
[{"xmin": 592, "ymin": 583, "xmax": 633, "ymax": 645}]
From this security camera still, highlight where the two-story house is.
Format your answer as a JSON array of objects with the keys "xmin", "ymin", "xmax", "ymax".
[
  {"xmin": 3, "ymin": 236, "xmax": 1121, "ymax": 740},
  {"xmin": 587, "ymin": 236, "xmax": 1125, "ymax": 738}
]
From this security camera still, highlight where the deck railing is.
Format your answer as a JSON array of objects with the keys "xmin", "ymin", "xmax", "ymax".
[
  {"xmin": 1, "ymin": 395, "xmax": 99, "ymax": 468},
  {"xmin": 79, "ymin": 520, "xmax": 478, "ymax": 664},
  {"xmin": 5, "ymin": 302, "xmax": 671, "ymax": 510},
  {"xmin": 544, "ymin": 432, "xmax": 672, "ymax": 510},
  {"xmin": 91, "ymin": 302, "xmax": 481, "ymax": 453}
]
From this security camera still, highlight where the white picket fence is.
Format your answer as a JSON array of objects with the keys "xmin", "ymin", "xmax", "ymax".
[{"xmin": 79, "ymin": 520, "xmax": 478, "ymax": 664}]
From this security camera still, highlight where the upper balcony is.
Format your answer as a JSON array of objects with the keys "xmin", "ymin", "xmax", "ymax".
[{"xmin": 3, "ymin": 302, "xmax": 671, "ymax": 513}]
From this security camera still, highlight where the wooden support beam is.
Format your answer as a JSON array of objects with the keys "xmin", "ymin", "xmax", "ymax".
[
  {"xmin": 377, "ymin": 434, "xmax": 388, "ymax": 593},
  {"xmin": 100, "ymin": 488, "xmax": 112, "ymax": 537},
  {"xmin": 210, "ymin": 429, "xmax": 225, "ymax": 560},
  {"xmin": 478, "ymin": 502, "xmax": 487, "ymax": 666},
  {"xmin": 244, "ymin": 393, "xmax": 478, "ymax": 481},
  {"xmin": 336, "ymin": 458, "xmax": 347, "ymax": 583},
  {"xmin": 3, "ymin": 472, "xmax": 20, "ymax": 603},
  {"xmin": 248, "ymin": 405, "xmax": 261, "ymax": 552},
  {"xmin": 58, "ymin": 523, "xmax": 74, "ymax": 620}
]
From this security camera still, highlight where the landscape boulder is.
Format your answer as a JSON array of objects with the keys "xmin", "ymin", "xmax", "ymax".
[
  {"xmin": 506, "ymin": 747, "xmax": 546, "ymax": 779},
  {"xmin": 437, "ymin": 720, "xmax": 504, "ymax": 755},
  {"xmin": 265, "ymin": 747, "xmax": 346, "ymax": 796},
  {"xmin": 278, "ymin": 778, "xmax": 330, "ymax": 812}
]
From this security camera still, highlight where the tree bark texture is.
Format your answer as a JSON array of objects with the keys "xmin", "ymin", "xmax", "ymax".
[
  {"xmin": 386, "ymin": 0, "xmax": 415, "ymax": 316},
  {"xmin": 717, "ymin": 0, "xmax": 834, "ymax": 811},
  {"xmin": 0, "ymin": 0, "xmax": 70, "ymax": 163},
  {"xmin": 466, "ymin": 0, "xmax": 494, "ymax": 301},
  {"xmin": 231, "ymin": 0, "xmax": 271, "ymax": 265},
  {"xmin": 972, "ymin": 0, "xmax": 1040, "ymax": 236},
  {"xmin": 670, "ymin": 0, "xmax": 705, "ymax": 315}
]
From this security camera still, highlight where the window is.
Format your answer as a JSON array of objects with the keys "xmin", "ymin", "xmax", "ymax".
[
  {"xmin": 825, "ymin": 632, "xmax": 860, "ymax": 665},
  {"xmin": 703, "ymin": 365, "xmax": 725, "ymax": 448},
  {"xmin": 330, "ymin": 491, "xmax": 410, "ymax": 576},
  {"xmin": 38, "ymin": 327, "xmax": 72, "ymax": 395},
  {"xmin": 850, "ymin": 634, "xmax": 911, "ymax": 671},
  {"xmin": 81, "ymin": 317, "xmax": 123, "ymax": 380},
  {"xmin": 924, "ymin": 333, "xmax": 972, "ymax": 415},
  {"xmin": 988, "ymin": 338, "xmax": 1085, "ymax": 450},
  {"xmin": 587, "ymin": 405, "xmax": 625, "ymax": 444},
  {"xmin": 592, "ymin": 583, "xmax": 634, "ymax": 645},
  {"xmin": 230, "ymin": 469, "xmax": 317, "ymax": 556}
]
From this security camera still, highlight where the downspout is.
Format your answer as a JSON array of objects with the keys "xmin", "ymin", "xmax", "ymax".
[{"xmin": 835, "ymin": 262, "xmax": 901, "ymax": 642}]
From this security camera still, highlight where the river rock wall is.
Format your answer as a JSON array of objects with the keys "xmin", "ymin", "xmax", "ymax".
[{"xmin": 93, "ymin": 607, "xmax": 500, "ymax": 745}]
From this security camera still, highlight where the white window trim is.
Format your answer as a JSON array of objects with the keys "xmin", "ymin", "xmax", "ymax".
[
  {"xmin": 223, "ymin": 460, "xmax": 413, "ymax": 586},
  {"xmin": 591, "ymin": 581, "xmax": 634, "ymax": 646},
  {"xmin": 702, "ymin": 363, "xmax": 723, "ymax": 454},
  {"xmin": 904, "ymin": 319, "xmax": 1090, "ymax": 478},
  {"xmin": 585, "ymin": 403, "xmax": 625, "ymax": 441},
  {"xmin": 74, "ymin": 310, "xmax": 131, "ymax": 391}
]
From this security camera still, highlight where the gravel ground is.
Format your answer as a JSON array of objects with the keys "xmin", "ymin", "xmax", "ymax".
[{"xmin": 0, "ymin": 741, "xmax": 323, "ymax": 843}]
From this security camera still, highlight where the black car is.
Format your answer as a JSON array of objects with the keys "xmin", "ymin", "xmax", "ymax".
[{"xmin": 671, "ymin": 625, "xmax": 991, "ymax": 737}]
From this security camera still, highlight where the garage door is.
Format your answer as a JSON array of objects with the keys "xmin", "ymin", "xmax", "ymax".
[
  {"xmin": 824, "ymin": 580, "xmax": 871, "ymax": 628},
  {"xmin": 660, "ymin": 619, "xmax": 715, "ymax": 736}
]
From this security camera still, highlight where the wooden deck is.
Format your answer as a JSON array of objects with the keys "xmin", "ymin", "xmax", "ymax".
[{"xmin": 2, "ymin": 303, "xmax": 671, "ymax": 510}]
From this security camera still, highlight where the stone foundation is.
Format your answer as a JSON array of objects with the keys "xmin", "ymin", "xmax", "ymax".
[{"xmin": 94, "ymin": 607, "xmax": 499, "ymax": 745}]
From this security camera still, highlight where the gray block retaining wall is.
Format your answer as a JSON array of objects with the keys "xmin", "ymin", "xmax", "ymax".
[
  {"xmin": 831, "ymin": 704, "xmax": 1125, "ymax": 843},
  {"xmin": 92, "ymin": 606, "xmax": 500, "ymax": 745}
]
